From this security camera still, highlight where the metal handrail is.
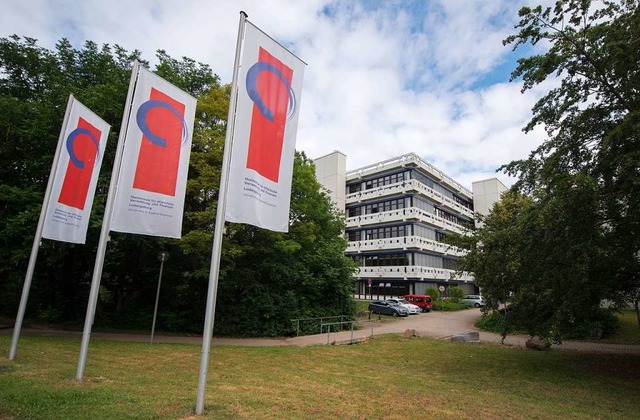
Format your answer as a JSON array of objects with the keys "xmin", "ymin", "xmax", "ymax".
[
  {"xmin": 291, "ymin": 315, "xmax": 348, "ymax": 337},
  {"xmin": 320, "ymin": 320, "xmax": 376, "ymax": 344}
]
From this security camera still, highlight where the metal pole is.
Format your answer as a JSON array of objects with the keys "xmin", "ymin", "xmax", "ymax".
[
  {"xmin": 76, "ymin": 61, "xmax": 140, "ymax": 381},
  {"xmin": 195, "ymin": 11, "xmax": 247, "ymax": 416},
  {"xmin": 150, "ymin": 252, "xmax": 168, "ymax": 344},
  {"xmin": 8, "ymin": 95, "xmax": 74, "ymax": 360}
]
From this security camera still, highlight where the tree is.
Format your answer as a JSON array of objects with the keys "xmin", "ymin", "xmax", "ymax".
[
  {"xmin": 0, "ymin": 35, "xmax": 145, "ymax": 322},
  {"xmin": 1, "ymin": 35, "xmax": 355, "ymax": 337},
  {"xmin": 504, "ymin": 1, "xmax": 640, "ymax": 301},
  {"xmin": 448, "ymin": 192, "xmax": 532, "ymax": 341},
  {"xmin": 455, "ymin": 184, "xmax": 620, "ymax": 342},
  {"xmin": 213, "ymin": 152, "xmax": 356, "ymax": 337},
  {"xmin": 0, "ymin": 35, "xmax": 218, "ymax": 327},
  {"xmin": 470, "ymin": 0, "xmax": 640, "ymax": 338}
]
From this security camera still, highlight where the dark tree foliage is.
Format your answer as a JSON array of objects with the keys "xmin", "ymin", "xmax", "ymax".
[
  {"xmin": 0, "ymin": 36, "xmax": 145, "ymax": 322},
  {"xmin": 214, "ymin": 153, "xmax": 356, "ymax": 337},
  {"xmin": 504, "ymin": 1, "xmax": 639, "ymax": 273},
  {"xmin": 454, "ymin": 187, "xmax": 617, "ymax": 342},
  {"xmin": 460, "ymin": 0, "xmax": 640, "ymax": 340},
  {"xmin": 0, "ymin": 35, "xmax": 355, "ymax": 337}
]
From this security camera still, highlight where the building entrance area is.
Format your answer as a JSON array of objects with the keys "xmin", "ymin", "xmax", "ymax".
[{"xmin": 355, "ymin": 280, "xmax": 409, "ymax": 300}]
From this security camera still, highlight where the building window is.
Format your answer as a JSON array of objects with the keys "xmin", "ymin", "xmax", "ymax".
[
  {"xmin": 443, "ymin": 258, "xmax": 460, "ymax": 271},
  {"xmin": 363, "ymin": 171, "xmax": 407, "ymax": 190},
  {"xmin": 347, "ymin": 207, "xmax": 361, "ymax": 217},
  {"xmin": 347, "ymin": 231, "xmax": 362, "ymax": 241},
  {"xmin": 363, "ymin": 253, "xmax": 410, "ymax": 267},
  {"xmin": 347, "ymin": 183, "xmax": 362, "ymax": 194},
  {"xmin": 360, "ymin": 197, "xmax": 407, "ymax": 215},
  {"xmin": 410, "ymin": 169, "xmax": 457, "ymax": 200},
  {"xmin": 412, "ymin": 196, "xmax": 435, "ymax": 213},
  {"xmin": 357, "ymin": 225, "xmax": 407, "ymax": 241},
  {"xmin": 414, "ymin": 253, "xmax": 443, "ymax": 268},
  {"xmin": 453, "ymin": 194, "xmax": 473, "ymax": 210},
  {"xmin": 413, "ymin": 224, "xmax": 437, "ymax": 240},
  {"xmin": 435, "ymin": 208, "xmax": 470, "ymax": 227}
]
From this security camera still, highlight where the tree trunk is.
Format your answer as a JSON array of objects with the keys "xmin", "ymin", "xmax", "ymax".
[
  {"xmin": 635, "ymin": 299, "xmax": 640, "ymax": 333},
  {"xmin": 501, "ymin": 305, "xmax": 509, "ymax": 345}
]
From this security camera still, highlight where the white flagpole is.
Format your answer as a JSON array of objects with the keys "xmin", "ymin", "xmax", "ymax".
[
  {"xmin": 8, "ymin": 94, "xmax": 75, "ymax": 360},
  {"xmin": 76, "ymin": 61, "xmax": 140, "ymax": 381},
  {"xmin": 195, "ymin": 11, "xmax": 247, "ymax": 415}
]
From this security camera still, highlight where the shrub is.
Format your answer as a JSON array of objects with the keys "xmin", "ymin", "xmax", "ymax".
[
  {"xmin": 476, "ymin": 308, "xmax": 621, "ymax": 340},
  {"xmin": 475, "ymin": 311, "xmax": 507, "ymax": 333},
  {"xmin": 425, "ymin": 287, "xmax": 440, "ymax": 300},
  {"xmin": 36, "ymin": 307, "xmax": 63, "ymax": 323},
  {"xmin": 431, "ymin": 300, "xmax": 471, "ymax": 312},
  {"xmin": 565, "ymin": 309, "xmax": 621, "ymax": 340},
  {"xmin": 448, "ymin": 286, "xmax": 465, "ymax": 302}
]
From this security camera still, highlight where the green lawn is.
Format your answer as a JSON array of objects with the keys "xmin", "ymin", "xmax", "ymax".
[
  {"xmin": 1, "ymin": 335, "xmax": 639, "ymax": 419},
  {"xmin": 602, "ymin": 310, "xmax": 640, "ymax": 345}
]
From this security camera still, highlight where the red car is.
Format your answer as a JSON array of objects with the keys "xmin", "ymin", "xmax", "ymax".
[{"xmin": 404, "ymin": 294, "xmax": 433, "ymax": 312}]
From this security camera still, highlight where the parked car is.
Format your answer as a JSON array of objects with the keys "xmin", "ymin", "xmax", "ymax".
[
  {"xmin": 384, "ymin": 298, "xmax": 421, "ymax": 315},
  {"xmin": 368, "ymin": 301, "xmax": 409, "ymax": 317},
  {"xmin": 404, "ymin": 294, "xmax": 433, "ymax": 312},
  {"xmin": 461, "ymin": 295, "xmax": 485, "ymax": 308}
]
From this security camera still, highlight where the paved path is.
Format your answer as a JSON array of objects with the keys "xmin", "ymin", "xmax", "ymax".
[
  {"xmin": 285, "ymin": 310, "xmax": 640, "ymax": 355},
  {"xmin": 3, "ymin": 309, "xmax": 640, "ymax": 355}
]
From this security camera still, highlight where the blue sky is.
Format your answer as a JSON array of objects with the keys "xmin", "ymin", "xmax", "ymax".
[{"xmin": 1, "ymin": 0, "xmax": 553, "ymax": 188}]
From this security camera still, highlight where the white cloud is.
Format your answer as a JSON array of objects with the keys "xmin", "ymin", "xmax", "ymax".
[{"xmin": 0, "ymin": 0, "xmax": 553, "ymax": 189}]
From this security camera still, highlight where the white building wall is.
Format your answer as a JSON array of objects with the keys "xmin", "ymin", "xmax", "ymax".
[
  {"xmin": 472, "ymin": 178, "xmax": 508, "ymax": 227},
  {"xmin": 314, "ymin": 150, "xmax": 346, "ymax": 213}
]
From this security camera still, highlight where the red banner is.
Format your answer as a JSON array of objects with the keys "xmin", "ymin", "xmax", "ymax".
[
  {"xmin": 245, "ymin": 48, "xmax": 293, "ymax": 183},
  {"xmin": 132, "ymin": 88, "xmax": 185, "ymax": 196},
  {"xmin": 58, "ymin": 117, "xmax": 102, "ymax": 210}
]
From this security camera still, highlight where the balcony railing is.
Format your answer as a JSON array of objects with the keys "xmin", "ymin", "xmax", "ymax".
[
  {"xmin": 345, "ymin": 153, "xmax": 473, "ymax": 199},
  {"xmin": 346, "ymin": 235, "xmax": 467, "ymax": 257},
  {"xmin": 346, "ymin": 179, "xmax": 473, "ymax": 218},
  {"xmin": 355, "ymin": 265, "xmax": 474, "ymax": 282},
  {"xmin": 345, "ymin": 207, "xmax": 468, "ymax": 235}
]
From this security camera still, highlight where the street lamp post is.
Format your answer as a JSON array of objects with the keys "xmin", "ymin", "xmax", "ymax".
[{"xmin": 150, "ymin": 251, "xmax": 169, "ymax": 344}]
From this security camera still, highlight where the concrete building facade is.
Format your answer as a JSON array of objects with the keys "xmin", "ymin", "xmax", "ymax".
[
  {"xmin": 314, "ymin": 151, "xmax": 506, "ymax": 299},
  {"xmin": 313, "ymin": 150, "xmax": 346, "ymax": 212},
  {"xmin": 472, "ymin": 178, "xmax": 509, "ymax": 228}
]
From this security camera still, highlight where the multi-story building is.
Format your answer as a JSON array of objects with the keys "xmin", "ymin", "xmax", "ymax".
[
  {"xmin": 314, "ymin": 151, "xmax": 505, "ymax": 299},
  {"xmin": 471, "ymin": 177, "xmax": 508, "ymax": 228}
]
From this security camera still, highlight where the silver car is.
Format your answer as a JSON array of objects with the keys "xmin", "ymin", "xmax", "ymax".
[
  {"xmin": 384, "ymin": 298, "xmax": 421, "ymax": 315},
  {"xmin": 461, "ymin": 295, "xmax": 485, "ymax": 308},
  {"xmin": 368, "ymin": 301, "xmax": 409, "ymax": 317}
]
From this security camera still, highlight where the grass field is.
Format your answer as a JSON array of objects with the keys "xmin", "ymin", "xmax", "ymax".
[
  {"xmin": 1, "ymin": 334, "xmax": 639, "ymax": 419},
  {"xmin": 600, "ymin": 310, "xmax": 640, "ymax": 345}
]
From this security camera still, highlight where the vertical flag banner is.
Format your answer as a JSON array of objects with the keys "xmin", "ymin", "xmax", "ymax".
[
  {"xmin": 225, "ymin": 21, "xmax": 306, "ymax": 232},
  {"xmin": 42, "ymin": 98, "xmax": 110, "ymax": 244},
  {"xmin": 110, "ymin": 67, "xmax": 196, "ymax": 238}
]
